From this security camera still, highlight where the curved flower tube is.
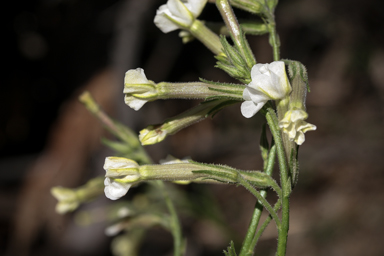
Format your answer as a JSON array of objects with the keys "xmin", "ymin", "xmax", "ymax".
[{"xmin": 154, "ymin": 0, "xmax": 207, "ymax": 33}]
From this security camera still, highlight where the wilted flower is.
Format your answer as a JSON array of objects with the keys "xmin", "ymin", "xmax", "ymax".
[
  {"xmin": 103, "ymin": 157, "xmax": 141, "ymax": 200},
  {"xmin": 278, "ymin": 108, "xmax": 316, "ymax": 145},
  {"xmin": 241, "ymin": 61, "xmax": 291, "ymax": 118},
  {"xmin": 154, "ymin": 0, "xmax": 207, "ymax": 33}
]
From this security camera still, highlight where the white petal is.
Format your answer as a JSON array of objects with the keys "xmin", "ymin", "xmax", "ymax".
[
  {"xmin": 125, "ymin": 68, "xmax": 149, "ymax": 85},
  {"xmin": 242, "ymin": 88, "xmax": 252, "ymax": 101},
  {"xmin": 299, "ymin": 122, "xmax": 317, "ymax": 133},
  {"xmin": 247, "ymin": 87, "xmax": 270, "ymax": 103},
  {"xmin": 184, "ymin": 0, "xmax": 207, "ymax": 17},
  {"xmin": 295, "ymin": 132, "xmax": 305, "ymax": 145},
  {"xmin": 290, "ymin": 109, "xmax": 308, "ymax": 123},
  {"xmin": 104, "ymin": 178, "xmax": 131, "ymax": 200},
  {"xmin": 268, "ymin": 61, "xmax": 285, "ymax": 80},
  {"xmin": 249, "ymin": 75, "xmax": 276, "ymax": 99},
  {"xmin": 167, "ymin": 0, "xmax": 193, "ymax": 24},
  {"xmin": 124, "ymin": 96, "xmax": 148, "ymax": 111},
  {"xmin": 250, "ymin": 63, "xmax": 265, "ymax": 77},
  {"xmin": 154, "ymin": 8, "xmax": 180, "ymax": 33},
  {"xmin": 241, "ymin": 100, "xmax": 265, "ymax": 118},
  {"xmin": 269, "ymin": 61, "xmax": 291, "ymax": 96},
  {"xmin": 104, "ymin": 157, "xmax": 138, "ymax": 170}
]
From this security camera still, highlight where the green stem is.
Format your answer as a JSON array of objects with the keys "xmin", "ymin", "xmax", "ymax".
[
  {"xmin": 276, "ymin": 195, "xmax": 290, "ymax": 256},
  {"xmin": 265, "ymin": 107, "xmax": 291, "ymax": 256},
  {"xmin": 263, "ymin": 6, "xmax": 292, "ymax": 254},
  {"xmin": 237, "ymin": 174, "xmax": 281, "ymax": 228},
  {"xmin": 190, "ymin": 19, "xmax": 224, "ymax": 55},
  {"xmin": 251, "ymin": 199, "xmax": 282, "ymax": 248},
  {"xmin": 268, "ymin": 20, "xmax": 280, "ymax": 61},
  {"xmin": 239, "ymin": 144, "xmax": 277, "ymax": 256},
  {"xmin": 263, "ymin": 4, "xmax": 280, "ymax": 61},
  {"xmin": 155, "ymin": 181, "xmax": 183, "ymax": 256},
  {"xmin": 265, "ymin": 107, "xmax": 290, "ymax": 191},
  {"xmin": 216, "ymin": 0, "xmax": 256, "ymax": 67}
]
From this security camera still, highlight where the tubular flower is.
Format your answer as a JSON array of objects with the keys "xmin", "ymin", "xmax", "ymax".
[
  {"xmin": 241, "ymin": 61, "xmax": 291, "ymax": 118},
  {"xmin": 154, "ymin": 0, "xmax": 207, "ymax": 33},
  {"xmin": 278, "ymin": 108, "xmax": 317, "ymax": 145},
  {"xmin": 103, "ymin": 157, "xmax": 140, "ymax": 200}
]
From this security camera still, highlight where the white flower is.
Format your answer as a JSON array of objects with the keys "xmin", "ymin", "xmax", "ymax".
[
  {"xmin": 154, "ymin": 0, "xmax": 207, "ymax": 33},
  {"xmin": 278, "ymin": 108, "xmax": 317, "ymax": 145},
  {"xmin": 241, "ymin": 61, "xmax": 291, "ymax": 118},
  {"xmin": 103, "ymin": 157, "xmax": 140, "ymax": 200},
  {"xmin": 124, "ymin": 68, "xmax": 156, "ymax": 111}
]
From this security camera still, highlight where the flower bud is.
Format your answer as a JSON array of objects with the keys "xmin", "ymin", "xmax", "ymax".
[
  {"xmin": 51, "ymin": 187, "xmax": 79, "ymax": 214},
  {"xmin": 139, "ymin": 99, "xmax": 237, "ymax": 145},
  {"xmin": 51, "ymin": 177, "xmax": 104, "ymax": 214}
]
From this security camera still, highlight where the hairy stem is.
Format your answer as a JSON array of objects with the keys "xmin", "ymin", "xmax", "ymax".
[
  {"xmin": 239, "ymin": 144, "xmax": 277, "ymax": 256},
  {"xmin": 237, "ymin": 174, "xmax": 281, "ymax": 228},
  {"xmin": 265, "ymin": 107, "xmax": 291, "ymax": 256}
]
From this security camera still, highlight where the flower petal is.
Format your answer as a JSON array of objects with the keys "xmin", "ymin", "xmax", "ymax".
[
  {"xmin": 184, "ymin": 0, "xmax": 207, "ymax": 17},
  {"xmin": 104, "ymin": 157, "xmax": 139, "ymax": 170},
  {"xmin": 104, "ymin": 178, "xmax": 131, "ymax": 200},
  {"xmin": 241, "ymin": 100, "xmax": 265, "ymax": 118},
  {"xmin": 242, "ymin": 87, "xmax": 252, "ymax": 101},
  {"xmin": 294, "ymin": 131, "xmax": 305, "ymax": 145},
  {"xmin": 125, "ymin": 68, "xmax": 149, "ymax": 85},
  {"xmin": 299, "ymin": 122, "xmax": 317, "ymax": 133},
  {"xmin": 247, "ymin": 87, "xmax": 270, "ymax": 103},
  {"xmin": 154, "ymin": 5, "xmax": 180, "ymax": 33},
  {"xmin": 290, "ymin": 109, "xmax": 308, "ymax": 123},
  {"xmin": 124, "ymin": 95, "xmax": 148, "ymax": 111},
  {"xmin": 250, "ymin": 64, "xmax": 264, "ymax": 77}
]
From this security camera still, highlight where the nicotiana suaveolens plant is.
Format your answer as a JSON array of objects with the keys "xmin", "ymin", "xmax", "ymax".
[{"xmin": 51, "ymin": 0, "xmax": 316, "ymax": 255}]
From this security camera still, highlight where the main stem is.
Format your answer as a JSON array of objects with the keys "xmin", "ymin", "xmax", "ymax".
[{"xmin": 265, "ymin": 108, "xmax": 290, "ymax": 256}]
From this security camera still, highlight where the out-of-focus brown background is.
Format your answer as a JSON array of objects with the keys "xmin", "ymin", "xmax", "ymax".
[{"xmin": 2, "ymin": 0, "xmax": 384, "ymax": 255}]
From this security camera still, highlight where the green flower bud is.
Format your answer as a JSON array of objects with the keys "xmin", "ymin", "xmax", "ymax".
[
  {"xmin": 51, "ymin": 187, "xmax": 79, "ymax": 214},
  {"xmin": 139, "ymin": 99, "xmax": 238, "ymax": 145}
]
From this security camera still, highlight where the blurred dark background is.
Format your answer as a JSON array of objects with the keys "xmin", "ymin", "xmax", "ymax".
[{"xmin": 1, "ymin": 0, "xmax": 384, "ymax": 255}]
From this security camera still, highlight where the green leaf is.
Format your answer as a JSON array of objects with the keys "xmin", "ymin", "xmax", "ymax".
[{"xmin": 223, "ymin": 241, "xmax": 237, "ymax": 256}]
